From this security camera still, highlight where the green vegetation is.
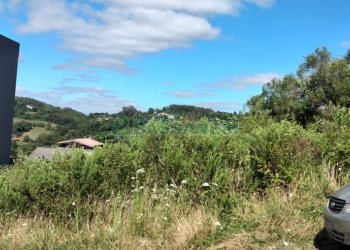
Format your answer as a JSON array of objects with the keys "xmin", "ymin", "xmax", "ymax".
[
  {"xmin": 3, "ymin": 47, "xmax": 350, "ymax": 248},
  {"xmin": 248, "ymin": 47, "xmax": 350, "ymax": 125},
  {"xmin": 23, "ymin": 127, "xmax": 52, "ymax": 140},
  {"xmin": 1, "ymin": 117, "xmax": 349, "ymax": 249},
  {"xmin": 12, "ymin": 97, "xmax": 238, "ymax": 156}
]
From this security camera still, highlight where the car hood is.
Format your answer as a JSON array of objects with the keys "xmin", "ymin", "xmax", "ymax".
[{"xmin": 332, "ymin": 184, "xmax": 350, "ymax": 202}]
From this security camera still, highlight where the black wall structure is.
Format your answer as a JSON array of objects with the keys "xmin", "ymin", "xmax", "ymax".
[{"xmin": 0, "ymin": 35, "xmax": 19, "ymax": 165}]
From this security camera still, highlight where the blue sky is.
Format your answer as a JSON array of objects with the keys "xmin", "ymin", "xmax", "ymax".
[{"xmin": 1, "ymin": 0, "xmax": 349, "ymax": 114}]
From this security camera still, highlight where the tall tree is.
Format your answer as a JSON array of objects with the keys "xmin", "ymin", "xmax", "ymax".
[{"xmin": 247, "ymin": 47, "xmax": 350, "ymax": 125}]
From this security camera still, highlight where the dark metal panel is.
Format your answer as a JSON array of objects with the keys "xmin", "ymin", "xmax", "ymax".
[{"xmin": 0, "ymin": 35, "xmax": 20, "ymax": 166}]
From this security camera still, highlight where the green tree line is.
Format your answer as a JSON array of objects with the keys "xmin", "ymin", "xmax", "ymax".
[{"xmin": 248, "ymin": 48, "xmax": 350, "ymax": 125}]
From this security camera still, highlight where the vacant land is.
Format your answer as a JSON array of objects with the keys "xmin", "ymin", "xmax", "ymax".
[{"xmin": 2, "ymin": 117, "xmax": 349, "ymax": 249}]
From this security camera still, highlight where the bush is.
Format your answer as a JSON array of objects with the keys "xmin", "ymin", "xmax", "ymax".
[
  {"xmin": 244, "ymin": 120, "xmax": 324, "ymax": 190},
  {"xmin": 0, "ymin": 117, "xmax": 345, "ymax": 223}
]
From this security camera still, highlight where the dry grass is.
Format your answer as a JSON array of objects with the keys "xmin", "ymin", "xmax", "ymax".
[
  {"xmin": 0, "ymin": 164, "xmax": 345, "ymax": 249},
  {"xmin": 172, "ymin": 209, "xmax": 217, "ymax": 249},
  {"xmin": 0, "ymin": 195, "xmax": 218, "ymax": 250}
]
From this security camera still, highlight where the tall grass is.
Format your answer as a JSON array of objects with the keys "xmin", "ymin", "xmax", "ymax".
[{"xmin": 1, "ymin": 116, "xmax": 350, "ymax": 249}]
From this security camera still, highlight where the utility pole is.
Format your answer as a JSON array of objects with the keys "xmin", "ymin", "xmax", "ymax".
[{"xmin": 0, "ymin": 35, "xmax": 20, "ymax": 166}]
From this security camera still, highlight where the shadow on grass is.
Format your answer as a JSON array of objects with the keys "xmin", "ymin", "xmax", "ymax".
[{"xmin": 314, "ymin": 228, "xmax": 350, "ymax": 250}]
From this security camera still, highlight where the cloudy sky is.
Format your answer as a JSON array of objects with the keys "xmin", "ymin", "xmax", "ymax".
[{"xmin": 1, "ymin": 0, "xmax": 349, "ymax": 113}]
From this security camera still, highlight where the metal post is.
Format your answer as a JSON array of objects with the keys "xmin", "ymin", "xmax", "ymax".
[{"xmin": 0, "ymin": 35, "xmax": 20, "ymax": 166}]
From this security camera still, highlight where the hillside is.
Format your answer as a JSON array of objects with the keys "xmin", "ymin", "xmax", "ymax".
[{"xmin": 12, "ymin": 97, "xmax": 238, "ymax": 156}]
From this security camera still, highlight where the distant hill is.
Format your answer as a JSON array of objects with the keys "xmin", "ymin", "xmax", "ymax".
[
  {"xmin": 12, "ymin": 97, "xmax": 238, "ymax": 156},
  {"xmin": 15, "ymin": 97, "xmax": 237, "ymax": 123},
  {"xmin": 15, "ymin": 97, "xmax": 87, "ymax": 125}
]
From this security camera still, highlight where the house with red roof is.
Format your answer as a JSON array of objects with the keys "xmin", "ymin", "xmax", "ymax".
[
  {"xmin": 30, "ymin": 138, "xmax": 103, "ymax": 161},
  {"xmin": 58, "ymin": 138, "xmax": 103, "ymax": 150}
]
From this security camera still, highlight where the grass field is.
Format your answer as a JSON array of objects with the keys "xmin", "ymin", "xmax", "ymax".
[
  {"xmin": 13, "ymin": 117, "xmax": 55, "ymax": 140},
  {"xmin": 23, "ymin": 127, "xmax": 52, "ymax": 140},
  {"xmin": 13, "ymin": 117, "xmax": 57, "ymax": 128}
]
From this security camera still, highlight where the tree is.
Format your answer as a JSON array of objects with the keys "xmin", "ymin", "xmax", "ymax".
[
  {"xmin": 119, "ymin": 106, "xmax": 138, "ymax": 117},
  {"xmin": 345, "ymin": 49, "xmax": 350, "ymax": 64},
  {"xmin": 247, "ymin": 47, "xmax": 350, "ymax": 125}
]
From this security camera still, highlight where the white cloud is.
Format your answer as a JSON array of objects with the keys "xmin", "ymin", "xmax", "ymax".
[
  {"xmin": 1, "ymin": 0, "xmax": 276, "ymax": 73},
  {"xmin": 94, "ymin": 0, "xmax": 243, "ymax": 15},
  {"xmin": 16, "ymin": 81, "xmax": 134, "ymax": 114},
  {"xmin": 341, "ymin": 41, "xmax": 350, "ymax": 49},
  {"xmin": 244, "ymin": 0, "xmax": 275, "ymax": 8},
  {"xmin": 169, "ymin": 90, "xmax": 214, "ymax": 98},
  {"xmin": 0, "ymin": 0, "xmax": 22, "ymax": 12},
  {"xmin": 59, "ymin": 74, "xmax": 102, "ymax": 84},
  {"xmin": 65, "ymin": 95, "xmax": 135, "ymax": 114},
  {"xmin": 171, "ymin": 90, "xmax": 199, "ymax": 98},
  {"xmin": 203, "ymin": 73, "xmax": 281, "ymax": 90},
  {"xmin": 195, "ymin": 101, "xmax": 242, "ymax": 112}
]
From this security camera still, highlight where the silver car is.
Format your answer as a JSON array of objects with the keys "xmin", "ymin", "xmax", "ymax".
[{"xmin": 324, "ymin": 184, "xmax": 350, "ymax": 244}]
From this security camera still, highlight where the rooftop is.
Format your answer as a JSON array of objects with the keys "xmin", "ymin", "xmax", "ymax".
[{"xmin": 57, "ymin": 138, "xmax": 103, "ymax": 149}]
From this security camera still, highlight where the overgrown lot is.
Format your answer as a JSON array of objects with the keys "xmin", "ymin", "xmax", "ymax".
[{"xmin": 1, "ymin": 115, "xmax": 350, "ymax": 249}]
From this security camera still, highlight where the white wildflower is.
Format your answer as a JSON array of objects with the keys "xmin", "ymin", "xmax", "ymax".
[
  {"xmin": 202, "ymin": 182, "xmax": 210, "ymax": 187},
  {"xmin": 165, "ymin": 203, "xmax": 170, "ymax": 207},
  {"xmin": 164, "ymin": 217, "xmax": 168, "ymax": 221},
  {"xmin": 170, "ymin": 183, "xmax": 176, "ymax": 188},
  {"xmin": 181, "ymin": 180, "xmax": 188, "ymax": 185},
  {"xmin": 139, "ymin": 186, "xmax": 144, "ymax": 190},
  {"xmin": 72, "ymin": 202, "xmax": 76, "ymax": 206},
  {"xmin": 136, "ymin": 168, "xmax": 145, "ymax": 175},
  {"xmin": 214, "ymin": 221, "xmax": 221, "ymax": 227},
  {"xmin": 283, "ymin": 241, "xmax": 289, "ymax": 246},
  {"xmin": 131, "ymin": 176, "xmax": 136, "ymax": 180},
  {"xmin": 22, "ymin": 223, "xmax": 27, "ymax": 227}
]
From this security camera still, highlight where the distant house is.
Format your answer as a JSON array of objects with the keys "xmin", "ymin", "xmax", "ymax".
[
  {"xmin": 30, "ymin": 138, "xmax": 103, "ymax": 161},
  {"xmin": 58, "ymin": 138, "xmax": 103, "ymax": 150}
]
